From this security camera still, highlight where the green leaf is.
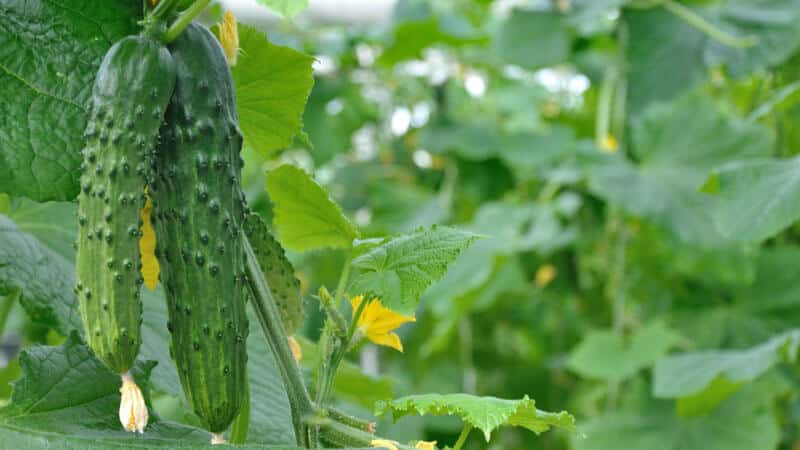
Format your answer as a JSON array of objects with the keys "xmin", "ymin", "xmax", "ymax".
[
  {"xmin": 0, "ymin": 333, "xmax": 302, "ymax": 449},
  {"xmin": 232, "ymin": 25, "xmax": 314, "ymax": 157},
  {"xmin": 253, "ymin": 0, "xmax": 308, "ymax": 18},
  {"xmin": 0, "ymin": 0, "xmax": 140, "ymax": 201},
  {"xmin": 652, "ymin": 330, "xmax": 800, "ymax": 412},
  {"xmin": 707, "ymin": 157, "xmax": 800, "ymax": 242},
  {"xmin": 375, "ymin": 393, "xmax": 575, "ymax": 441},
  {"xmin": 567, "ymin": 322, "xmax": 682, "ymax": 382},
  {"xmin": 4, "ymin": 198, "xmax": 77, "ymax": 261},
  {"xmin": 379, "ymin": 16, "xmax": 484, "ymax": 66},
  {"xmin": 572, "ymin": 385, "xmax": 781, "ymax": 450},
  {"xmin": 491, "ymin": 9, "xmax": 571, "ymax": 70},
  {"xmin": 624, "ymin": 8, "xmax": 706, "ymax": 112},
  {"xmin": 704, "ymin": 0, "xmax": 800, "ymax": 77},
  {"xmin": 350, "ymin": 226, "xmax": 480, "ymax": 314},
  {"xmin": 0, "ymin": 214, "xmax": 80, "ymax": 335},
  {"xmin": 266, "ymin": 164, "xmax": 358, "ymax": 251},
  {"xmin": 586, "ymin": 91, "xmax": 772, "ymax": 243}
]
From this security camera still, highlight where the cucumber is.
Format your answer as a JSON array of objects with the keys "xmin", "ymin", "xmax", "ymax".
[
  {"xmin": 76, "ymin": 35, "xmax": 175, "ymax": 374},
  {"xmin": 243, "ymin": 213, "xmax": 303, "ymax": 334},
  {"xmin": 151, "ymin": 23, "xmax": 248, "ymax": 434}
]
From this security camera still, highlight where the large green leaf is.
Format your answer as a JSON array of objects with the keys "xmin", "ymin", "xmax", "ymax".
[
  {"xmin": 0, "ymin": 0, "xmax": 140, "ymax": 201},
  {"xmin": 572, "ymin": 385, "xmax": 781, "ymax": 450},
  {"xmin": 375, "ymin": 393, "xmax": 575, "ymax": 441},
  {"xmin": 652, "ymin": 330, "xmax": 800, "ymax": 414},
  {"xmin": 586, "ymin": 91, "xmax": 772, "ymax": 243},
  {"xmin": 265, "ymin": 164, "xmax": 358, "ymax": 252},
  {"xmin": 349, "ymin": 226, "xmax": 479, "ymax": 314},
  {"xmin": 567, "ymin": 322, "xmax": 681, "ymax": 382},
  {"xmin": 0, "ymin": 333, "xmax": 299, "ymax": 449},
  {"xmin": 705, "ymin": 157, "xmax": 800, "ymax": 242},
  {"xmin": 0, "ymin": 214, "xmax": 80, "ymax": 335},
  {"xmin": 491, "ymin": 9, "xmax": 571, "ymax": 70},
  {"xmin": 4, "ymin": 198, "xmax": 77, "ymax": 261},
  {"xmin": 253, "ymin": 0, "xmax": 308, "ymax": 18},
  {"xmin": 232, "ymin": 25, "xmax": 314, "ymax": 157}
]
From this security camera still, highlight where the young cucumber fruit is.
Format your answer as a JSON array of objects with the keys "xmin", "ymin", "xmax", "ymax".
[
  {"xmin": 76, "ymin": 35, "xmax": 175, "ymax": 374},
  {"xmin": 152, "ymin": 23, "xmax": 248, "ymax": 434},
  {"xmin": 243, "ymin": 213, "xmax": 303, "ymax": 334}
]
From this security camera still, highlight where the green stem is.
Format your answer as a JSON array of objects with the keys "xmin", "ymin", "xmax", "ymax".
[
  {"xmin": 662, "ymin": 0, "xmax": 758, "ymax": 49},
  {"xmin": 325, "ymin": 407, "xmax": 375, "ymax": 433},
  {"xmin": 163, "ymin": 0, "xmax": 211, "ymax": 43},
  {"xmin": 453, "ymin": 425, "xmax": 472, "ymax": 450},
  {"xmin": 332, "ymin": 253, "xmax": 353, "ymax": 307},
  {"xmin": 0, "ymin": 288, "xmax": 20, "ymax": 340},
  {"xmin": 243, "ymin": 235, "xmax": 315, "ymax": 447},
  {"xmin": 595, "ymin": 65, "xmax": 617, "ymax": 149}
]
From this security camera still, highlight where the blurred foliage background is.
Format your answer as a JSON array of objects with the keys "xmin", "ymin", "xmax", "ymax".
[{"xmin": 233, "ymin": 0, "xmax": 800, "ymax": 448}]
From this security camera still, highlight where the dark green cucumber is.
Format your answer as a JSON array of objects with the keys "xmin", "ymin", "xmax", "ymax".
[
  {"xmin": 243, "ymin": 213, "xmax": 303, "ymax": 334},
  {"xmin": 76, "ymin": 35, "xmax": 175, "ymax": 373},
  {"xmin": 151, "ymin": 23, "xmax": 248, "ymax": 434}
]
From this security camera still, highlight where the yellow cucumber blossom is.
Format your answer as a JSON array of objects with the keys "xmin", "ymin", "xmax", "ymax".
[
  {"xmin": 350, "ymin": 296, "xmax": 416, "ymax": 352},
  {"xmin": 414, "ymin": 441, "xmax": 437, "ymax": 450},
  {"xmin": 371, "ymin": 439, "xmax": 400, "ymax": 450},
  {"xmin": 600, "ymin": 134, "xmax": 618, "ymax": 153},
  {"xmin": 119, "ymin": 372, "xmax": 148, "ymax": 433},
  {"xmin": 219, "ymin": 11, "xmax": 240, "ymax": 66},
  {"xmin": 535, "ymin": 264, "xmax": 557, "ymax": 288},
  {"xmin": 288, "ymin": 335, "xmax": 302, "ymax": 363},
  {"xmin": 139, "ymin": 193, "xmax": 159, "ymax": 290}
]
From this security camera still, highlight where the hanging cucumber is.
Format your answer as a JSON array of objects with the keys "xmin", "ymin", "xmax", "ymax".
[
  {"xmin": 75, "ymin": 34, "xmax": 176, "ymax": 433},
  {"xmin": 151, "ymin": 23, "xmax": 248, "ymax": 440}
]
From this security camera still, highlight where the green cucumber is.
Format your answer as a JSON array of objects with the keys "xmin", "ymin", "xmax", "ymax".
[
  {"xmin": 151, "ymin": 23, "xmax": 248, "ymax": 434},
  {"xmin": 76, "ymin": 35, "xmax": 175, "ymax": 374},
  {"xmin": 243, "ymin": 213, "xmax": 303, "ymax": 334}
]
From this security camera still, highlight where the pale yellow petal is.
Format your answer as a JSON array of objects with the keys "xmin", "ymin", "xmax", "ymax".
[
  {"xmin": 139, "ymin": 194, "xmax": 159, "ymax": 290},
  {"xmin": 415, "ymin": 441, "xmax": 437, "ymax": 450},
  {"xmin": 535, "ymin": 264, "xmax": 557, "ymax": 288},
  {"xmin": 367, "ymin": 331, "xmax": 403, "ymax": 352},
  {"xmin": 119, "ymin": 372, "xmax": 148, "ymax": 433},
  {"xmin": 371, "ymin": 439, "xmax": 400, "ymax": 450},
  {"xmin": 220, "ymin": 11, "xmax": 239, "ymax": 66},
  {"xmin": 288, "ymin": 336, "xmax": 302, "ymax": 363}
]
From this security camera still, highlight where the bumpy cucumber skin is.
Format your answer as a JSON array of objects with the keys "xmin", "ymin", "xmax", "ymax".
[
  {"xmin": 76, "ymin": 35, "xmax": 176, "ymax": 373},
  {"xmin": 243, "ymin": 213, "xmax": 303, "ymax": 334},
  {"xmin": 152, "ymin": 23, "xmax": 248, "ymax": 434}
]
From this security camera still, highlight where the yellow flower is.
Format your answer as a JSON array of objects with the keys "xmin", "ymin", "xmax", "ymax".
[
  {"xmin": 535, "ymin": 264, "xmax": 557, "ymax": 288},
  {"xmin": 139, "ymin": 194, "xmax": 159, "ymax": 290},
  {"xmin": 288, "ymin": 335, "xmax": 302, "ymax": 363},
  {"xmin": 415, "ymin": 441, "xmax": 437, "ymax": 450},
  {"xmin": 219, "ymin": 11, "xmax": 239, "ymax": 66},
  {"xmin": 119, "ymin": 372, "xmax": 148, "ymax": 433},
  {"xmin": 350, "ymin": 296, "xmax": 416, "ymax": 352},
  {"xmin": 371, "ymin": 439, "xmax": 400, "ymax": 450},
  {"xmin": 600, "ymin": 134, "xmax": 618, "ymax": 153}
]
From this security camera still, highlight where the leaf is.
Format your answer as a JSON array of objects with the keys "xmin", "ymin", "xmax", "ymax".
[
  {"xmin": 350, "ymin": 226, "xmax": 480, "ymax": 314},
  {"xmin": 232, "ymin": 25, "xmax": 314, "ymax": 156},
  {"xmin": 0, "ymin": 333, "xmax": 290, "ymax": 448},
  {"xmin": 0, "ymin": 214, "xmax": 81, "ymax": 336},
  {"xmin": 624, "ymin": 7, "xmax": 706, "ymax": 112},
  {"xmin": 586, "ymin": 91, "xmax": 772, "ymax": 243},
  {"xmin": 572, "ymin": 385, "xmax": 781, "ymax": 450},
  {"xmin": 265, "ymin": 164, "xmax": 358, "ymax": 251},
  {"xmin": 707, "ymin": 157, "xmax": 800, "ymax": 242},
  {"xmin": 491, "ymin": 9, "xmax": 571, "ymax": 70},
  {"xmin": 704, "ymin": 0, "xmax": 800, "ymax": 77},
  {"xmin": 567, "ymin": 322, "xmax": 682, "ymax": 382},
  {"xmin": 253, "ymin": 0, "xmax": 309, "ymax": 18},
  {"xmin": 379, "ymin": 16, "xmax": 485, "ymax": 66},
  {"xmin": 4, "ymin": 198, "xmax": 77, "ymax": 261},
  {"xmin": 652, "ymin": 330, "xmax": 800, "ymax": 413},
  {"xmin": 0, "ymin": 0, "xmax": 140, "ymax": 201},
  {"xmin": 375, "ymin": 393, "xmax": 575, "ymax": 442}
]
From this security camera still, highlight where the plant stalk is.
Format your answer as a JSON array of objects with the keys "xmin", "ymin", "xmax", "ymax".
[
  {"xmin": 0, "ymin": 288, "xmax": 20, "ymax": 340},
  {"xmin": 163, "ymin": 0, "xmax": 211, "ymax": 43},
  {"xmin": 661, "ymin": 0, "xmax": 757, "ymax": 49},
  {"xmin": 453, "ymin": 425, "xmax": 472, "ymax": 450}
]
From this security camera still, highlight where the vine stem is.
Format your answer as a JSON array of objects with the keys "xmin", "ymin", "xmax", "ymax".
[
  {"xmin": 163, "ymin": 0, "xmax": 211, "ymax": 43},
  {"xmin": 453, "ymin": 425, "xmax": 472, "ymax": 450},
  {"xmin": 243, "ymin": 234, "xmax": 315, "ymax": 447},
  {"xmin": 0, "ymin": 288, "xmax": 19, "ymax": 341},
  {"xmin": 661, "ymin": 0, "xmax": 757, "ymax": 49}
]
